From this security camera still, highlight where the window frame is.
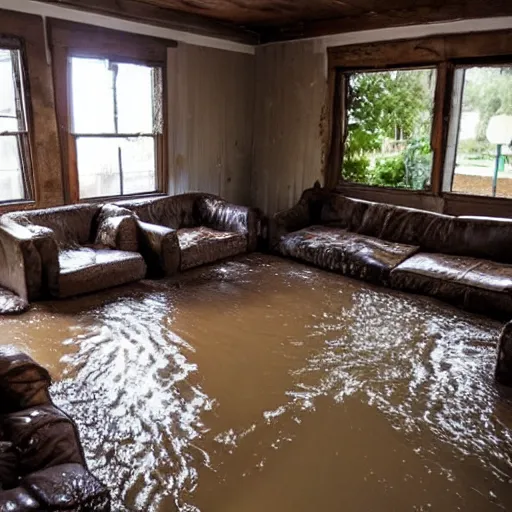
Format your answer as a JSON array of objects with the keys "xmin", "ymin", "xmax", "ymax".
[
  {"xmin": 50, "ymin": 19, "xmax": 175, "ymax": 203},
  {"xmin": 326, "ymin": 30, "xmax": 512, "ymax": 212},
  {"xmin": 337, "ymin": 64, "xmax": 441, "ymax": 193},
  {"xmin": 0, "ymin": 36, "xmax": 35, "ymax": 204}
]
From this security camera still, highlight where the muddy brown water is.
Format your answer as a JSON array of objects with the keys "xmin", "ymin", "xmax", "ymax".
[{"xmin": 3, "ymin": 254, "xmax": 512, "ymax": 511}]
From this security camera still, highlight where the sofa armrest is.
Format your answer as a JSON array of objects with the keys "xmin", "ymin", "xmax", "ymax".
[
  {"xmin": 0, "ymin": 222, "xmax": 58, "ymax": 301},
  {"xmin": 198, "ymin": 197, "xmax": 259, "ymax": 251},
  {"xmin": 496, "ymin": 321, "xmax": 512, "ymax": 386},
  {"xmin": 137, "ymin": 221, "xmax": 180, "ymax": 276},
  {"xmin": 268, "ymin": 201, "xmax": 311, "ymax": 251},
  {"xmin": 21, "ymin": 463, "xmax": 110, "ymax": 511}
]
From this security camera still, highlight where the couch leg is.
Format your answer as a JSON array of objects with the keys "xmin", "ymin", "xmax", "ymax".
[{"xmin": 495, "ymin": 322, "xmax": 512, "ymax": 386}]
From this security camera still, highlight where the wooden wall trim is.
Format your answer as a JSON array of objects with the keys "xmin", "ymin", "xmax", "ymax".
[
  {"xmin": 260, "ymin": 4, "xmax": 512, "ymax": 43},
  {"xmin": 50, "ymin": 19, "xmax": 175, "ymax": 64},
  {"xmin": 0, "ymin": 8, "xmax": 64, "ymax": 210},
  {"xmin": 328, "ymin": 30, "xmax": 512, "ymax": 69}
]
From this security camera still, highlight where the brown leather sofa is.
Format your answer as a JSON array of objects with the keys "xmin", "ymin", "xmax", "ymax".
[
  {"xmin": 270, "ymin": 186, "xmax": 512, "ymax": 320},
  {"xmin": 0, "ymin": 346, "xmax": 109, "ymax": 511},
  {"xmin": 0, "ymin": 204, "xmax": 146, "ymax": 300},
  {"xmin": 118, "ymin": 193, "xmax": 259, "ymax": 274}
]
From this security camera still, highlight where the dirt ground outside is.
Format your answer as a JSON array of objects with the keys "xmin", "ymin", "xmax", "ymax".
[{"xmin": 452, "ymin": 174, "xmax": 512, "ymax": 199}]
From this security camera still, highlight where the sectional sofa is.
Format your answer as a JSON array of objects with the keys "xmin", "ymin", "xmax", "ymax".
[
  {"xmin": 0, "ymin": 347, "xmax": 109, "ymax": 510},
  {"xmin": 270, "ymin": 186, "xmax": 512, "ymax": 321}
]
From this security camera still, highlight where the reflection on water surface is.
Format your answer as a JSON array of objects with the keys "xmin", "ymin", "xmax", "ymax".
[{"xmin": 2, "ymin": 255, "xmax": 512, "ymax": 511}]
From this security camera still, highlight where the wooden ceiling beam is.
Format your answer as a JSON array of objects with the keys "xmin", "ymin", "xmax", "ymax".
[
  {"xmin": 34, "ymin": 0, "xmax": 259, "ymax": 44},
  {"xmin": 259, "ymin": 2, "xmax": 512, "ymax": 43}
]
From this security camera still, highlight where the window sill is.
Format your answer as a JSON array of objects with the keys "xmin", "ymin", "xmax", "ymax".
[
  {"xmin": 79, "ymin": 192, "xmax": 167, "ymax": 204},
  {"xmin": 336, "ymin": 182, "xmax": 434, "ymax": 196},
  {"xmin": 0, "ymin": 200, "xmax": 36, "ymax": 213}
]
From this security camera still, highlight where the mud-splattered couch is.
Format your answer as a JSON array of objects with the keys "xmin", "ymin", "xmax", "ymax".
[
  {"xmin": 270, "ymin": 186, "xmax": 512, "ymax": 321},
  {"xmin": 0, "ymin": 204, "xmax": 146, "ymax": 301},
  {"xmin": 0, "ymin": 347, "xmax": 109, "ymax": 511},
  {"xmin": 118, "ymin": 193, "xmax": 259, "ymax": 274}
]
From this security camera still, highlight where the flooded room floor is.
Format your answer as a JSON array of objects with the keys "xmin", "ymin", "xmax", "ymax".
[{"xmin": 3, "ymin": 254, "xmax": 512, "ymax": 512}]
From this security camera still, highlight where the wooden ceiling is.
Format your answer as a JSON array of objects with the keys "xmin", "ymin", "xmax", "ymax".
[{"xmin": 39, "ymin": 0, "xmax": 512, "ymax": 42}]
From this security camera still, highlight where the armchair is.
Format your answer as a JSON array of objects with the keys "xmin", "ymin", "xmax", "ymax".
[{"xmin": 1, "ymin": 204, "xmax": 146, "ymax": 299}]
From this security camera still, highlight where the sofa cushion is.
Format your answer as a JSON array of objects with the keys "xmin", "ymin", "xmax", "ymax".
[
  {"xmin": 320, "ymin": 193, "xmax": 371, "ymax": 231},
  {"xmin": 445, "ymin": 216, "xmax": 512, "ymax": 264},
  {"xmin": 57, "ymin": 248, "xmax": 146, "ymax": 298},
  {"xmin": 390, "ymin": 253, "xmax": 512, "ymax": 319},
  {"xmin": 278, "ymin": 226, "xmax": 419, "ymax": 284},
  {"xmin": 0, "ymin": 442, "xmax": 18, "ymax": 490},
  {"xmin": 2, "ymin": 405, "xmax": 84, "ymax": 475},
  {"xmin": 178, "ymin": 227, "xmax": 247, "ymax": 271},
  {"xmin": 0, "ymin": 347, "xmax": 51, "ymax": 414},
  {"xmin": 0, "ymin": 487, "xmax": 39, "ymax": 511},
  {"xmin": 22, "ymin": 463, "xmax": 109, "ymax": 511},
  {"xmin": 357, "ymin": 202, "xmax": 453, "ymax": 252},
  {"xmin": 120, "ymin": 194, "xmax": 201, "ymax": 230}
]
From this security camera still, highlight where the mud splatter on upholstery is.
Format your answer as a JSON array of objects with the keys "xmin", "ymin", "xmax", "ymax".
[
  {"xmin": 178, "ymin": 227, "xmax": 247, "ymax": 271},
  {"xmin": 1, "ymin": 204, "xmax": 146, "ymax": 300},
  {"xmin": 272, "ymin": 186, "xmax": 512, "ymax": 323},
  {"xmin": 391, "ymin": 253, "xmax": 512, "ymax": 319},
  {"xmin": 0, "ymin": 347, "xmax": 109, "ymax": 510},
  {"xmin": 119, "ymin": 193, "xmax": 259, "ymax": 272},
  {"xmin": 279, "ymin": 226, "xmax": 418, "ymax": 285}
]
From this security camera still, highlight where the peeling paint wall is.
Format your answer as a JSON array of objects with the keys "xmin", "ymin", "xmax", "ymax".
[
  {"xmin": 167, "ymin": 43, "xmax": 255, "ymax": 205},
  {"xmin": 251, "ymin": 41, "xmax": 327, "ymax": 215}
]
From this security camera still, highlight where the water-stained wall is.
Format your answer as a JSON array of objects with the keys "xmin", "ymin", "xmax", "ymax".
[
  {"xmin": 167, "ymin": 43, "xmax": 255, "ymax": 206},
  {"xmin": 251, "ymin": 41, "xmax": 327, "ymax": 215}
]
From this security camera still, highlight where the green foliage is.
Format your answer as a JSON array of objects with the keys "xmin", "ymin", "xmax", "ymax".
[
  {"xmin": 342, "ymin": 69, "xmax": 435, "ymax": 189},
  {"xmin": 371, "ymin": 154, "xmax": 406, "ymax": 187},
  {"xmin": 404, "ymin": 137, "xmax": 432, "ymax": 190}
]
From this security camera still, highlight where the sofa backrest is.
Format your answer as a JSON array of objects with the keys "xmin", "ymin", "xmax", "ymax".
[
  {"xmin": 119, "ymin": 193, "xmax": 219, "ymax": 230},
  {"xmin": 312, "ymin": 190, "xmax": 512, "ymax": 263},
  {"xmin": 356, "ymin": 202, "xmax": 454, "ymax": 252},
  {"xmin": 3, "ymin": 205, "xmax": 101, "ymax": 247},
  {"xmin": 319, "ymin": 193, "xmax": 372, "ymax": 231},
  {"xmin": 445, "ymin": 216, "xmax": 512, "ymax": 263}
]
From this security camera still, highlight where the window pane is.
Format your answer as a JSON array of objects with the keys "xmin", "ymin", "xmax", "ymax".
[
  {"xmin": 71, "ymin": 57, "xmax": 115, "ymax": 134},
  {"xmin": 120, "ymin": 137, "xmax": 156, "ymax": 194},
  {"xmin": 117, "ymin": 63, "xmax": 154, "ymax": 134},
  {"xmin": 0, "ymin": 136, "xmax": 24, "ymax": 201},
  {"xmin": 76, "ymin": 138, "xmax": 121, "ymax": 198},
  {"xmin": 76, "ymin": 136, "xmax": 156, "ymax": 198},
  {"xmin": 70, "ymin": 57, "xmax": 160, "ymax": 135},
  {"xmin": 0, "ymin": 49, "xmax": 23, "ymax": 132},
  {"xmin": 447, "ymin": 66, "xmax": 512, "ymax": 198},
  {"xmin": 342, "ymin": 69, "xmax": 437, "ymax": 190}
]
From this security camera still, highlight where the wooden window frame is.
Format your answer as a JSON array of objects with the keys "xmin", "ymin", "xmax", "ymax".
[
  {"xmin": 0, "ymin": 36, "xmax": 35, "ymax": 204},
  {"xmin": 50, "ymin": 19, "xmax": 176, "ymax": 203},
  {"xmin": 326, "ymin": 30, "xmax": 512, "ymax": 210}
]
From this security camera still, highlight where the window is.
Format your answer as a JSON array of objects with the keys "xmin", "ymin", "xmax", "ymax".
[
  {"xmin": 69, "ymin": 57, "xmax": 163, "ymax": 199},
  {"xmin": 444, "ymin": 65, "xmax": 512, "ymax": 198},
  {"xmin": 0, "ymin": 44, "xmax": 32, "ymax": 202},
  {"xmin": 341, "ymin": 68, "xmax": 437, "ymax": 191}
]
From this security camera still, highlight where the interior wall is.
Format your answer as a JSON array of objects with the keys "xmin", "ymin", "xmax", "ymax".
[
  {"xmin": 251, "ymin": 41, "xmax": 327, "ymax": 215},
  {"xmin": 167, "ymin": 43, "xmax": 255, "ymax": 205}
]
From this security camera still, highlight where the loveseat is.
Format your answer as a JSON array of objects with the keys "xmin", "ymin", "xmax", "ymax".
[
  {"xmin": 119, "ymin": 193, "xmax": 259, "ymax": 274},
  {"xmin": 270, "ymin": 186, "xmax": 512, "ymax": 321},
  {"xmin": 0, "ymin": 347, "xmax": 109, "ymax": 511},
  {"xmin": 0, "ymin": 204, "xmax": 146, "ymax": 300}
]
